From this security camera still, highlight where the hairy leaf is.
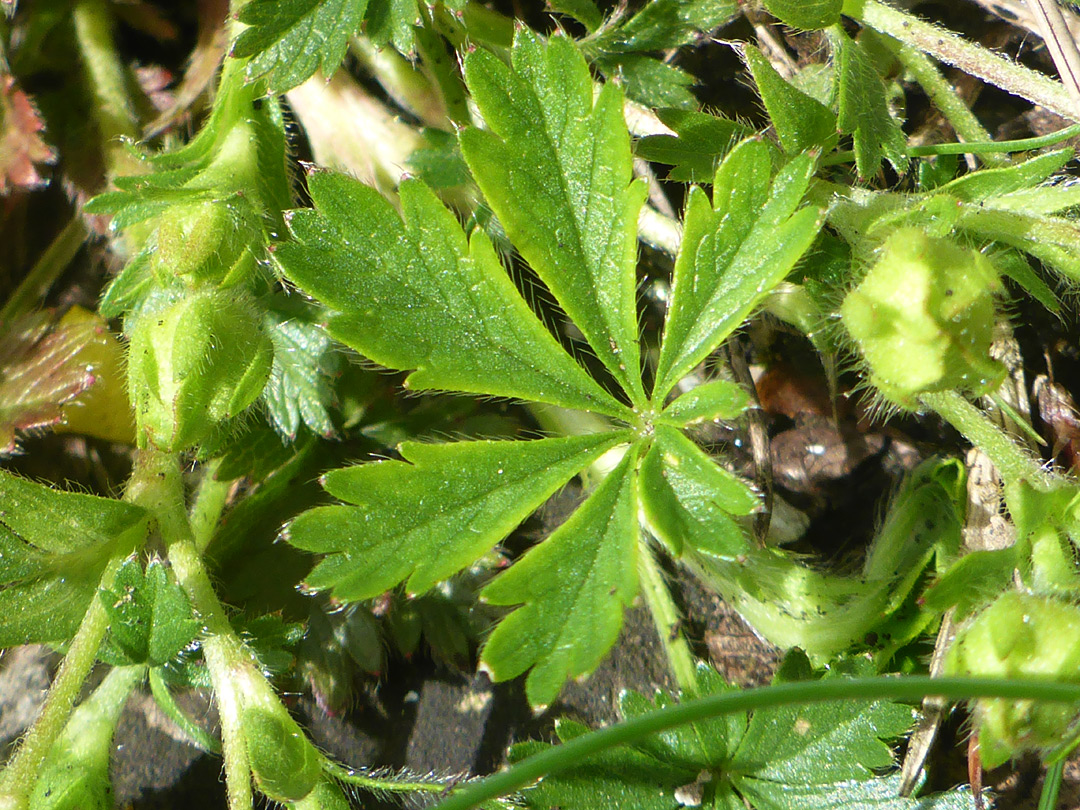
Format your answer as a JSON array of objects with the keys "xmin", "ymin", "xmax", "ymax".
[
  {"xmin": 460, "ymin": 31, "xmax": 648, "ymax": 405},
  {"xmin": 278, "ymin": 174, "xmax": 625, "ymax": 416},
  {"xmin": 481, "ymin": 448, "xmax": 640, "ymax": 709},
  {"xmin": 284, "ymin": 432, "xmax": 630, "ymax": 602},
  {"xmin": 364, "ymin": 0, "xmax": 419, "ymax": 53},
  {"xmin": 232, "ymin": 0, "xmax": 369, "ymax": 93},
  {"xmin": 262, "ymin": 313, "xmax": 339, "ymax": 440},
  {"xmin": 835, "ymin": 29, "xmax": 909, "ymax": 177},
  {"xmin": 594, "ymin": 53, "xmax": 698, "ymax": 110},
  {"xmin": 653, "ymin": 140, "xmax": 821, "ymax": 399},
  {"xmin": 762, "ymin": 0, "xmax": 842, "ymax": 30},
  {"xmin": 744, "ymin": 45, "xmax": 837, "ymax": 155},
  {"xmin": 100, "ymin": 559, "xmax": 200, "ymax": 666},
  {"xmin": 635, "ymin": 108, "xmax": 749, "ymax": 182},
  {"xmin": 0, "ymin": 472, "xmax": 149, "ymax": 646},
  {"xmin": 598, "ymin": 0, "xmax": 737, "ymax": 52},
  {"xmin": 0, "ymin": 75, "xmax": 56, "ymax": 192},
  {"xmin": 548, "ymin": 0, "xmax": 602, "ymax": 31},
  {"xmin": 659, "ymin": 379, "xmax": 751, "ymax": 426},
  {"xmin": 641, "ymin": 425, "xmax": 756, "ymax": 558}
]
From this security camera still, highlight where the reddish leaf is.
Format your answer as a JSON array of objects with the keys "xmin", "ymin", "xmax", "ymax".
[{"xmin": 0, "ymin": 76, "xmax": 56, "ymax": 194}]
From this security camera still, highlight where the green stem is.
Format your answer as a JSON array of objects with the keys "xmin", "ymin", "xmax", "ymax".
[
  {"xmin": 846, "ymin": 0, "xmax": 1077, "ymax": 121},
  {"xmin": 71, "ymin": 0, "xmax": 140, "ymax": 177},
  {"xmin": 0, "ymin": 217, "xmax": 88, "ymax": 324},
  {"xmin": 0, "ymin": 554, "xmax": 124, "ymax": 810},
  {"xmin": 148, "ymin": 668, "xmax": 221, "ymax": 754},
  {"xmin": 919, "ymin": 390, "xmax": 1048, "ymax": 489},
  {"xmin": 433, "ymin": 676, "xmax": 1080, "ymax": 810},
  {"xmin": 638, "ymin": 545, "xmax": 699, "ymax": 696},
  {"xmin": 321, "ymin": 760, "xmax": 447, "ymax": 795},
  {"xmin": 887, "ymin": 38, "xmax": 1006, "ymax": 166},
  {"xmin": 1038, "ymin": 758, "xmax": 1065, "ymax": 810},
  {"xmin": 189, "ymin": 458, "xmax": 232, "ymax": 554},
  {"xmin": 133, "ymin": 450, "xmax": 253, "ymax": 810}
]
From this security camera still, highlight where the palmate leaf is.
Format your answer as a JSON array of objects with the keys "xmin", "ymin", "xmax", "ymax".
[
  {"xmin": 480, "ymin": 448, "xmax": 641, "ymax": 709},
  {"xmin": 232, "ymin": 0, "xmax": 370, "ymax": 93},
  {"xmin": 513, "ymin": 662, "xmax": 980, "ymax": 810},
  {"xmin": 0, "ymin": 471, "xmax": 149, "ymax": 647},
  {"xmin": 284, "ymin": 432, "xmax": 630, "ymax": 603},
  {"xmin": 653, "ymin": 138, "xmax": 822, "ymax": 400},
  {"xmin": 262, "ymin": 312, "xmax": 339, "ymax": 440},
  {"xmin": 460, "ymin": 30, "xmax": 648, "ymax": 405},
  {"xmin": 277, "ymin": 174, "xmax": 627, "ymax": 418},
  {"xmin": 743, "ymin": 45, "xmax": 837, "ymax": 156},
  {"xmin": 635, "ymin": 108, "xmax": 750, "ymax": 182}
]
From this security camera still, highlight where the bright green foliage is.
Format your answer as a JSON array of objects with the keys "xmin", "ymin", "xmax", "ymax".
[
  {"xmin": 597, "ymin": 0, "xmax": 737, "ymax": 52},
  {"xmin": 511, "ymin": 661, "xmax": 979, "ymax": 810},
  {"xmin": 762, "ymin": 0, "xmax": 842, "ymax": 29},
  {"xmin": 243, "ymin": 704, "xmax": 324, "ymax": 802},
  {"xmin": 460, "ymin": 31, "xmax": 648, "ymax": 405},
  {"xmin": 653, "ymin": 139, "xmax": 821, "ymax": 400},
  {"xmin": 659, "ymin": 379, "xmax": 752, "ymax": 426},
  {"xmin": 743, "ymin": 45, "xmax": 837, "ymax": 156},
  {"xmin": 29, "ymin": 667, "xmax": 141, "ymax": 810},
  {"xmin": 233, "ymin": 0, "xmax": 372, "ymax": 93},
  {"xmin": 480, "ymin": 449, "xmax": 641, "ymax": 709},
  {"xmin": 263, "ymin": 314, "xmax": 339, "ymax": 440},
  {"xmin": 946, "ymin": 592, "xmax": 1080, "ymax": 769},
  {"xmin": 640, "ymin": 426, "xmax": 757, "ymax": 558},
  {"xmin": 635, "ymin": 109, "xmax": 750, "ymax": 182},
  {"xmin": 277, "ymin": 174, "xmax": 625, "ymax": 417},
  {"xmin": 834, "ymin": 29, "xmax": 909, "ymax": 178},
  {"xmin": 98, "ymin": 559, "xmax": 199, "ymax": 667},
  {"xmin": 0, "ymin": 470, "xmax": 148, "ymax": 647},
  {"xmin": 841, "ymin": 229, "xmax": 1004, "ymax": 409},
  {"xmin": 364, "ymin": 0, "xmax": 419, "ymax": 53},
  {"xmin": 285, "ymin": 433, "xmax": 630, "ymax": 603}
]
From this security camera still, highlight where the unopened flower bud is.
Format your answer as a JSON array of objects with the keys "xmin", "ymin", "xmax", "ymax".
[
  {"xmin": 153, "ymin": 200, "xmax": 258, "ymax": 287},
  {"xmin": 128, "ymin": 288, "xmax": 273, "ymax": 450},
  {"xmin": 945, "ymin": 591, "xmax": 1080, "ymax": 768},
  {"xmin": 243, "ymin": 704, "xmax": 323, "ymax": 802},
  {"xmin": 840, "ymin": 229, "xmax": 1004, "ymax": 409}
]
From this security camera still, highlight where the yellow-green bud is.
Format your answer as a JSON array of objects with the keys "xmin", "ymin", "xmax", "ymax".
[
  {"xmin": 840, "ymin": 229, "xmax": 1005, "ymax": 409},
  {"xmin": 153, "ymin": 200, "xmax": 258, "ymax": 287},
  {"xmin": 128, "ymin": 288, "xmax": 273, "ymax": 451},
  {"xmin": 945, "ymin": 592, "xmax": 1080, "ymax": 768},
  {"xmin": 243, "ymin": 705, "xmax": 323, "ymax": 802}
]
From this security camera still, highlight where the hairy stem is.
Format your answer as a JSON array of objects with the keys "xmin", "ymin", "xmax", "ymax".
[
  {"xmin": 0, "ymin": 217, "xmax": 88, "ymax": 323},
  {"xmin": 638, "ymin": 545, "xmax": 699, "ymax": 696},
  {"xmin": 189, "ymin": 458, "xmax": 232, "ymax": 554},
  {"xmin": 846, "ymin": 0, "xmax": 1076, "ymax": 121},
  {"xmin": 433, "ymin": 676, "xmax": 1080, "ymax": 810}
]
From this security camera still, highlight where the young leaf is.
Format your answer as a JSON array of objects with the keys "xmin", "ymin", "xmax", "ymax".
[
  {"xmin": 232, "ymin": 0, "xmax": 369, "ymax": 93},
  {"xmin": 262, "ymin": 313, "xmax": 339, "ymax": 440},
  {"xmin": 743, "ymin": 45, "xmax": 838, "ymax": 156},
  {"xmin": 835, "ymin": 29, "xmax": 909, "ymax": 178},
  {"xmin": 593, "ymin": 53, "xmax": 698, "ymax": 110},
  {"xmin": 596, "ymin": 0, "xmax": 737, "ymax": 52},
  {"xmin": 653, "ymin": 139, "xmax": 821, "ymax": 400},
  {"xmin": 460, "ymin": 31, "xmax": 648, "ymax": 405},
  {"xmin": 99, "ymin": 559, "xmax": 200, "ymax": 667},
  {"xmin": 640, "ymin": 425, "xmax": 756, "ymax": 558},
  {"xmin": 0, "ymin": 471, "xmax": 149, "ymax": 646},
  {"xmin": 548, "ymin": 0, "xmax": 603, "ymax": 31},
  {"xmin": 0, "ymin": 75, "xmax": 56, "ymax": 192},
  {"xmin": 276, "ymin": 173, "xmax": 628, "ymax": 418},
  {"xmin": 635, "ymin": 108, "xmax": 749, "ymax": 182},
  {"xmin": 659, "ymin": 379, "xmax": 751, "ymax": 426},
  {"xmin": 480, "ymin": 448, "xmax": 640, "ymax": 709},
  {"xmin": 762, "ymin": 0, "xmax": 842, "ymax": 30},
  {"xmin": 364, "ymin": 0, "xmax": 419, "ymax": 54},
  {"xmin": 284, "ymin": 432, "xmax": 630, "ymax": 602}
]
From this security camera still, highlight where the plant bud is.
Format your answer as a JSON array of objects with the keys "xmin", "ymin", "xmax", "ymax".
[
  {"xmin": 945, "ymin": 592, "xmax": 1080, "ymax": 768},
  {"xmin": 840, "ymin": 229, "xmax": 1004, "ymax": 409},
  {"xmin": 128, "ymin": 288, "xmax": 273, "ymax": 451},
  {"xmin": 153, "ymin": 200, "xmax": 258, "ymax": 287},
  {"xmin": 243, "ymin": 705, "xmax": 323, "ymax": 802},
  {"xmin": 289, "ymin": 780, "xmax": 351, "ymax": 810}
]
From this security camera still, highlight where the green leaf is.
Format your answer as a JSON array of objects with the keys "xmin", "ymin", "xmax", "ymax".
[
  {"xmin": 594, "ymin": 53, "xmax": 698, "ymax": 110},
  {"xmin": 928, "ymin": 148, "xmax": 1072, "ymax": 203},
  {"xmin": 232, "ymin": 0, "xmax": 369, "ymax": 93},
  {"xmin": 743, "ymin": 45, "xmax": 838, "ymax": 155},
  {"xmin": 364, "ymin": 0, "xmax": 419, "ymax": 53},
  {"xmin": 653, "ymin": 140, "xmax": 821, "ymax": 400},
  {"xmin": 262, "ymin": 312, "xmax": 339, "ymax": 440},
  {"xmin": 635, "ymin": 108, "xmax": 749, "ymax": 182},
  {"xmin": 481, "ymin": 447, "xmax": 640, "ymax": 708},
  {"xmin": 660, "ymin": 379, "xmax": 751, "ymax": 426},
  {"xmin": 549, "ymin": 0, "xmax": 603, "ymax": 31},
  {"xmin": 0, "ymin": 471, "xmax": 149, "ymax": 646},
  {"xmin": 99, "ymin": 559, "xmax": 200, "ymax": 667},
  {"xmin": 835, "ymin": 29, "xmax": 909, "ymax": 177},
  {"xmin": 640, "ymin": 425, "xmax": 756, "ymax": 558},
  {"xmin": 513, "ymin": 662, "xmax": 979, "ymax": 810},
  {"xmin": 277, "ymin": 173, "xmax": 626, "ymax": 418},
  {"xmin": 284, "ymin": 432, "xmax": 629, "ymax": 602},
  {"xmin": 460, "ymin": 31, "xmax": 648, "ymax": 405},
  {"xmin": 598, "ymin": 0, "xmax": 737, "ymax": 52},
  {"xmin": 762, "ymin": 0, "xmax": 842, "ymax": 30}
]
